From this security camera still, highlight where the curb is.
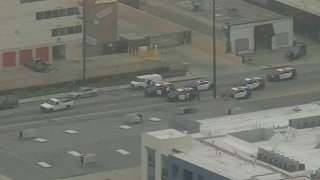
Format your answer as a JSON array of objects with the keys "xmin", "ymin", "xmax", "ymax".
[{"xmin": 18, "ymin": 75, "xmax": 205, "ymax": 104}]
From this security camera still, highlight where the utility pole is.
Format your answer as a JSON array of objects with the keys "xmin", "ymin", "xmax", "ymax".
[
  {"xmin": 212, "ymin": 0, "xmax": 217, "ymax": 98},
  {"xmin": 82, "ymin": 0, "xmax": 87, "ymax": 80}
]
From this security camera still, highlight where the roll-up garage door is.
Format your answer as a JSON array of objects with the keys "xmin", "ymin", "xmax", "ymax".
[
  {"xmin": 19, "ymin": 49, "xmax": 32, "ymax": 65},
  {"xmin": 2, "ymin": 52, "xmax": 16, "ymax": 68},
  {"xmin": 36, "ymin": 47, "xmax": 49, "ymax": 62},
  {"xmin": 276, "ymin": 32, "xmax": 289, "ymax": 46},
  {"xmin": 235, "ymin": 38, "xmax": 249, "ymax": 52}
]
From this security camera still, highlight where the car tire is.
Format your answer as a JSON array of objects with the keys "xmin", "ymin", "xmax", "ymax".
[
  {"xmin": 66, "ymin": 105, "xmax": 71, "ymax": 109},
  {"xmin": 48, "ymin": 109, "xmax": 53, "ymax": 113}
]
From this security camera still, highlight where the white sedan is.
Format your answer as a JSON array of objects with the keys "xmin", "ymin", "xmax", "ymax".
[
  {"xmin": 235, "ymin": 77, "xmax": 265, "ymax": 90},
  {"xmin": 68, "ymin": 87, "xmax": 98, "ymax": 99},
  {"xmin": 186, "ymin": 80, "xmax": 213, "ymax": 91},
  {"xmin": 229, "ymin": 86, "xmax": 251, "ymax": 99}
]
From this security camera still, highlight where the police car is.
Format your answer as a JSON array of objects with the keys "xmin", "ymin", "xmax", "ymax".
[
  {"xmin": 186, "ymin": 80, "xmax": 213, "ymax": 91},
  {"xmin": 167, "ymin": 88, "xmax": 196, "ymax": 102},
  {"xmin": 267, "ymin": 67, "xmax": 297, "ymax": 82},
  {"xmin": 235, "ymin": 77, "xmax": 265, "ymax": 90},
  {"xmin": 229, "ymin": 86, "xmax": 251, "ymax": 99},
  {"xmin": 144, "ymin": 82, "xmax": 174, "ymax": 97}
]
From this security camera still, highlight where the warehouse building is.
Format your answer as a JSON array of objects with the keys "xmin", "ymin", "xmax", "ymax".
[
  {"xmin": 141, "ymin": 0, "xmax": 294, "ymax": 55},
  {"xmin": 217, "ymin": 0, "xmax": 293, "ymax": 54},
  {"xmin": 0, "ymin": 0, "xmax": 117, "ymax": 69},
  {"xmin": 245, "ymin": 0, "xmax": 320, "ymax": 42}
]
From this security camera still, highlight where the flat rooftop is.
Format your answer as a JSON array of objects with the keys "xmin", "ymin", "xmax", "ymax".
[
  {"xmin": 0, "ymin": 111, "xmax": 168, "ymax": 180},
  {"xmin": 275, "ymin": 0, "xmax": 320, "ymax": 17},
  {"xmin": 173, "ymin": 0, "xmax": 287, "ymax": 25},
  {"xmin": 193, "ymin": 102, "xmax": 320, "ymax": 176},
  {"xmin": 198, "ymin": 102, "xmax": 320, "ymax": 136},
  {"xmin": 172, "ymin": 140, "xmax": 273, "ymax": 180},
  {"xmin": 146, "ymin": 129, "xmax": 187, "ymax": 140},
  {"xmin": 214, "ymin": 0, "xmax": 287, "ymax": 25}
]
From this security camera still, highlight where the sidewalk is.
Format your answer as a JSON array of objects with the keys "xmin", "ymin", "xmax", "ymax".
[{"xmin": 18, "ymin": 73, "xmax": 204, "ymax": 104}]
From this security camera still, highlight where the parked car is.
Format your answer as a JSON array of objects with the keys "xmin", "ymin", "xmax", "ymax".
[
  {"xmin": 167, "ymin": 87, "xmax": 196, "ymax": 102},
  {"xmin": 0, "ymin": 94, "xmax": 18, "ymax": 110},
  {"xmin": 24, "ymin": 58, "xmax": 48, "ymax": 72},
  {"xmin": 144, "ymin": 82, "xmax": 174, "ymax": 97},
  {"xmin": 229, "ymin": 86, "xmax": 251, "ymax": 99},
  {"xmin": 68, "ymin": 87, "xmax": 98, "ymax": 99},
  {"xmin": 234, "ymin": 77, "xmax": 265, "ymax": 90},
  {"xmin": 287, "ymin": 42, "xmax": 307, "ymax": 60},
  {"xmin": 186, "ymin": 80, "xmax": 213, "ymax": 91},
  {"xmin": 267, "ymin": 67, "xmax": 297, "ymax": 82},
  {"xmin": 40, "ymin": 98, "xmax": 74, "ymax": 113},
  {"xmin": 130, "ymin": 74, "xmax": 162, "ymax": 90}
]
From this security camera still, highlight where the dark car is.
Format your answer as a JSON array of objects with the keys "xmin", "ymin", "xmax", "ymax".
[
  {"xmin": 24, "ymin": 58, "xmax": 48, "ymax": 72},
  {"xmin": 144, "ymin": 82, "xmax": 174, "ymax": 97},
  {"xmin": 0, "ymin": 94, "xmax": 18, "ymax": 110},
  {"xmin": 167, "ymin": 87, "xmax": 196, "ymax": 102},
  {"xmin": 267, "ymin": 67, "xmax": 297, "ymax": 82},
  {"xmin": 287, "ymin": 42, "xmax": 306, "ymax": 60}
]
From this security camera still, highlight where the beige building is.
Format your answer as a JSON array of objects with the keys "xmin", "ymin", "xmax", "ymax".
[
  {"xmin": 0, "ymin": 0, "xmax": 117, "ymax": 69},
  {"xmin": 141, "ymin": 129, "xmax": 192, "ymax": 180}
]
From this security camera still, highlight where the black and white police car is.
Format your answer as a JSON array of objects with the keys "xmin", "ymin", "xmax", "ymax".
[
  {"xmin": 234, "ymin": 77, "xmax": 265, "ymax": 90},
  {"xmin": 186, "ymin": 80, "xmax": 213, "ymax": 91},
  {"xmin": 267, "ymin": 67, "xmax": 297, "ymax": 82},
  {"xmin": 229, "ymin": 86, "xmax": 251, "ymax": 99},
  {"xmin": 144, "ymin": 82, "xmax": 174, "ymax": 97},
  {"xmin": 167, "ymin": 87, "xmax": 196, "ymax": 102}
]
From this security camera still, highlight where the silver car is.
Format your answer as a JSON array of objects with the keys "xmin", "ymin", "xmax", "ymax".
[{"xmin": 68, "ymin": 87, "xmax": 98, "ymax": 99}]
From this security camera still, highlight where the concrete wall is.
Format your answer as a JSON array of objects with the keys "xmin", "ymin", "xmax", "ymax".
[
  {"xmin": 57, "ymin": 166, "xmax": 140, "ymax": 180},
  {"xmin": 118, "ymin": 2, "xmax": 242, "ymax": 63}
]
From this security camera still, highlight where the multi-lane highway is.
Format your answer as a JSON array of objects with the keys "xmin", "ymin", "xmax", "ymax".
[{"xmin": 1, "ymin": 63, "xmax": 320, "ymax": 128}]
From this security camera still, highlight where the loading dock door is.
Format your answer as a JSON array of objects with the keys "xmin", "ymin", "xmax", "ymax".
[
  {"xmin": 2, "ymin": 52, "xmax": 16, "ymax": 68},
  {"xmin": 36, "ymin": 47, "xmax": 49, "ymax": 62},
  {"xmin": 254, "ymin": 24, "xmax": 274, "ymax": 51},
  {"xmin": 19, "ymin": 49, "xmax": 32, "ymax": 65},
  {"xmin": 52, "ymin": 45, "xmax": 65, "ymax": 60},
  {"xmin": 235, "ymin": 38, "xmax": 249, "ymax": 53}
]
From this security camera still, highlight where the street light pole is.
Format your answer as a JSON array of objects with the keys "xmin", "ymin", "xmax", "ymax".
[
  {"xmin": 82, "ymin": 0, "xmax": 87, "ymax": 80},
  {"xmin": 212, "ymin": 0, "xmax": 217, "ymax": 98}
]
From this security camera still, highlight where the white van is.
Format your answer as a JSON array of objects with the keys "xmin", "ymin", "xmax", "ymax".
[{"xmin": 130, "ymin": 74, "xmax": 162, "ymax": 90}]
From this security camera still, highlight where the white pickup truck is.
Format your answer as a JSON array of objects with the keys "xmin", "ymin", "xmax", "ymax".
[{"xmin": 40, "ymin": 98, "xmax": 74, "ymax": 113}]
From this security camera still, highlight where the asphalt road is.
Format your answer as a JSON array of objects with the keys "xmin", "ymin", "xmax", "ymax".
[
  {"xmin": 1, "ymin": 63, "xmax": 320, "ymax": 129},
  {"xmin": 1, "ymin": 63, "xmax": 320, "ymax": 180}
]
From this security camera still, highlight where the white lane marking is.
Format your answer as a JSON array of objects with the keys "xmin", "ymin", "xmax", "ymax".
[
  {"xmin": 116, "ymin": 149, "xmax": 130, "ymax": 155},
  {"xmin": 149, "ymin": 117, "xmax": 162, "ymax": 122},
  {"xmin": 34, "ymin": 138, "xmax": 48, "ymax": 143},
  {"xmin": 64, "ymin": 130, "xmax": 79, "ymax": 134},
  {"xmin": 119, "ymin": 125, "xmax": 132, "ymax": 130},
  {"xmin": 37, "ymin": 162, "xmax": 51, "ymax": 168},
  {"xmin": 68, "ymin": 151, "xmax": 82, "ymax": 157},
  {"xmin": 0, "ymin": 102, "xmax": 171, "ymax": 130}
]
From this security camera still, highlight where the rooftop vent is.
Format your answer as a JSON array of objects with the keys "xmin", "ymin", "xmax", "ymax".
[
  {"xmin": 228, "ymin": 128, "xmax": 275, "ymax": 143},
  {"xmin": 227, "ymin": 7, "xmax": 239, "ymax": 17}
]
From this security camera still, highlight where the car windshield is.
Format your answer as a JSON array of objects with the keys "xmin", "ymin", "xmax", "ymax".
[
  {"xmin": 47, "ymin": 99, "xmax": 56, "ymax": 105},
  {"xmin": 135, "ymin": 77, "xmax": 145, "ymax": 82}
]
